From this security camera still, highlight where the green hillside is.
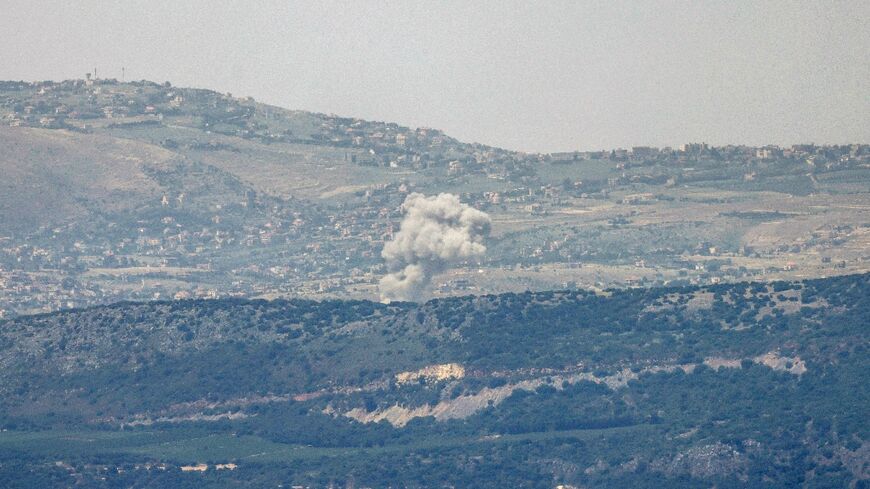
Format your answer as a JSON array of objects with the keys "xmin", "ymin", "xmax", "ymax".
[{"xmin": 1, "ymin": 274, "xmax": 867, "ymax": 487}]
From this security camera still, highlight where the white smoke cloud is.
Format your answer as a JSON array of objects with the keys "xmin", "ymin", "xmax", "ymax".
[{"xmin": 379, "ymin": 193, "xmax": 491, "ymax": 302}]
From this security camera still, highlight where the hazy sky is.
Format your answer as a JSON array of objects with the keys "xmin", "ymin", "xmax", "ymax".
[{"xmin": 2, "ymin": 1, "xmax": 868, "ymax": 152}]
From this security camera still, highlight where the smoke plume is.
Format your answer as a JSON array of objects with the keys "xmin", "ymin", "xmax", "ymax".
[{"xmin": 379, "ymin": 193, "xmax": 491, "ymax": 302}]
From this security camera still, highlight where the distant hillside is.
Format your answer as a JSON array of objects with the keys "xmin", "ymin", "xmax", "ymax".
[
  {"xmin": 1, "ymin": 78, "xmax": 868, "ymax": 320},
  {"xmin": 0, "ymin": 274, "xmax": 867, "ymax": 487},
  {"xmin": 0, "ymin": 78, "xmax": 526, "ymax": 234}
]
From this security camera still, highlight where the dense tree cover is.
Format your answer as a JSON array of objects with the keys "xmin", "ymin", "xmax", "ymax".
[{"xmin": 0, "ymin": 274, "xmax": 867, "ymax": 487}]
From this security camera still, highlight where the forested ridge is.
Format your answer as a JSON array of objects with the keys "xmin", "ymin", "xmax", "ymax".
[{"xmin": 0, "ymin": 274, "xmax": 867, "ymax": 487}]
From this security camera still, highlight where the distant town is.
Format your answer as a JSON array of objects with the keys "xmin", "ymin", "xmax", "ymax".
[{"xmin": 1, "ymin": 78, "xmax": 868, "ymax": 318}]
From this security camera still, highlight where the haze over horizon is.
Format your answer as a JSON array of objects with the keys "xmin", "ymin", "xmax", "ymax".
[{"xmin": 2, "ymin": 0, "xmax": 868, "ymax": 153}]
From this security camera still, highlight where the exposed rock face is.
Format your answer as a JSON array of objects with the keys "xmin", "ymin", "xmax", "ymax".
[
  {"xmin": 754, "ymin": 351, "xmax": 807, "ymax": 375},
  {"xmin": 341, "ymin": 350, "xmax": 810, "ymax": 428},
  {"xmin": 344, "ymin": 367, "xmax": 669, "ymax": 427},
  {"xmin": 704, "ymin": 352, "xmax": 807, "ymax": 375},
  {"xmin": 652, "ymin": 442, "xmax": 748, "ymax": 479},
  {"xmin": 395, "ymin": 363, "xmax": 466, "ymax": 384}
]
